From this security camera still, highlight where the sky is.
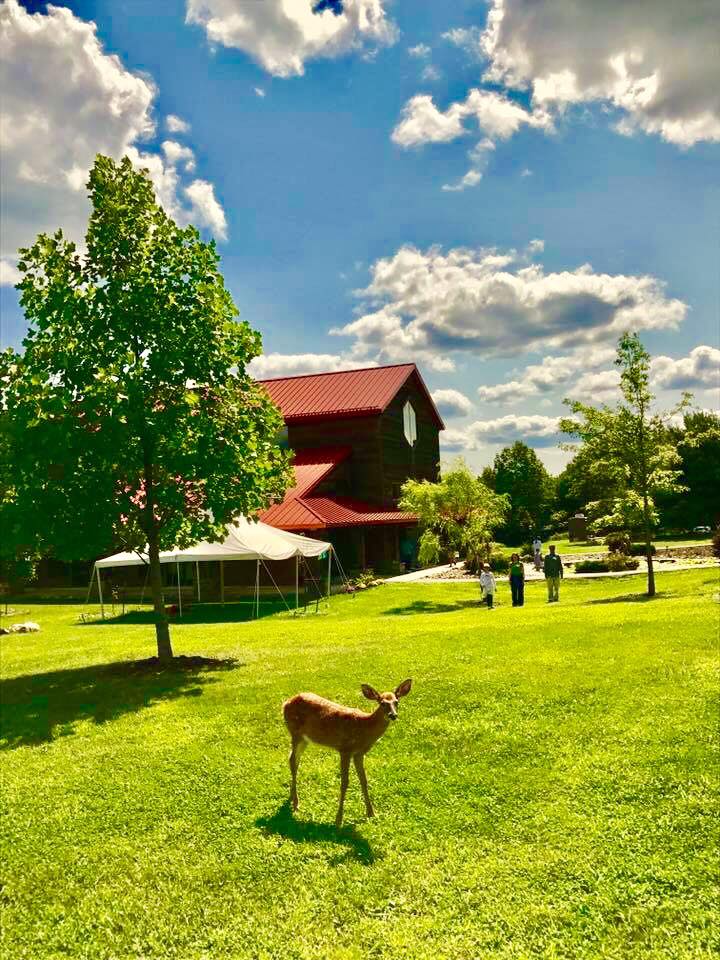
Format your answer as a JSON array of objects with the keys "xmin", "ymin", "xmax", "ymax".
[{"xmin": 1, "ymin": 0, "xmax": 718, "ymax": 473}]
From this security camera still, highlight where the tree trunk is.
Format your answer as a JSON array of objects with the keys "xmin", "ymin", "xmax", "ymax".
[
  {"xmin": 643, "ymin": 496, "xmax": 655, "ymax": 598},
  {"xmin": 148, "ymin": 528, "xmax": 173, "ymax": 660}
]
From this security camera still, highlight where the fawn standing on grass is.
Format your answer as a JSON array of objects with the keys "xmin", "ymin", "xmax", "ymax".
[{"xmin": 283, "ymin": 679, "xmax": 412, "ymax": 827}]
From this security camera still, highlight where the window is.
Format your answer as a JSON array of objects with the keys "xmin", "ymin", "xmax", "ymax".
[{"xmin": 403, "ymin": 400, "xmax": 417, "ymax": 446}]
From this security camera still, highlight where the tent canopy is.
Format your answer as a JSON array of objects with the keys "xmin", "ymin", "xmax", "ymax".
[{"xmin": 95, "ymin": 517, "xmax": 331, "ymax": 569}]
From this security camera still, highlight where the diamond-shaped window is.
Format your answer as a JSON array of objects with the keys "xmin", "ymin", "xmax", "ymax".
[{"xmin": 403, "ymin": 401, "xmax": 417, "ymax": 446}]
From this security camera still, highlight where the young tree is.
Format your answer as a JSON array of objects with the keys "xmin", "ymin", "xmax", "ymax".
[
  {"xmin": 492, "ymin": 441, "xmax": 554, "ymax": 543},
  {"xmin": 399, "ymin": 461, "xmax": 509, "ymax": 570},
  {"xmin": 1, "ymin": 155, "xmax": 292, "ymax": 659},
  {"xmin": 560, "ymin": 333, "xmax": 688, "ymax": 596}
]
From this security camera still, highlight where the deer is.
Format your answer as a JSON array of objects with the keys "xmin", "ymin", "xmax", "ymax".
[{"xmin": 283, "ymin": 679, "xmax": 412, "ymax": 828}]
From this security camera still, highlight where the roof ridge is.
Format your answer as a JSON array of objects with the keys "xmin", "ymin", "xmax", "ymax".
[{"xmin": 256, "ymin": 362, "xmax": 415, "ymax": 384}]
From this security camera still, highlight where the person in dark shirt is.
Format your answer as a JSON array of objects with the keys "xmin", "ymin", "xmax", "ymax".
[
  {"xmin": 543, "ymin": 544, "xmax": 563, "ymax": 602},
  {"xmin": 509, "ymin": 552, "xmax": 525, "ymax": 607}
]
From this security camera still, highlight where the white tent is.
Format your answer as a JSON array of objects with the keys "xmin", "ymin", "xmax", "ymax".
[{"xmin": 92, "ymin": 518, "xmax": 333, "ymax": 618}]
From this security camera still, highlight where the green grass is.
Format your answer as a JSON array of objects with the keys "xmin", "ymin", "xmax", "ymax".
[
  {"xmin": 1, "ymin": 569, "xmax": 718, "ymax": 959},
  {"xmin": 497, "ymin": 535, "xmax": 713, "ymax": 557}
]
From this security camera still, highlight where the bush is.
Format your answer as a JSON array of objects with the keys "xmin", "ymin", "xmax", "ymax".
[
  {"xmin": 574, "ymin": 559, "xmax": 610, "ymax": 573},
  {"xmin": 630, "ymin": 543, "xmax": 656, "ymax": 556},
  {"xmin": 713, "ymin": 529, "xmax": 720, "ymax": 560},
  {"xmin": 607, "ymin": 553, "xmax": 640, "ymax": 572},
  {"xmin": 489, "ymin": 551, "xmax": 510, "ymax": 573},
  {"xmin": 605, "ymin": 532, "xmax": 632, "ymax": 554}
]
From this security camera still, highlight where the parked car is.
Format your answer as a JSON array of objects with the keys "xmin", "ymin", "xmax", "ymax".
[{"xmin": 692, "ymin": 525, "xmax": 711, "ymax": 534}]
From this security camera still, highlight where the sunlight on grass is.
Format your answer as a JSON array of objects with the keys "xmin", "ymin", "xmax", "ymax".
[{"xmin": 1, "ymin": 569, "xmax": 718, "ymax": 959}]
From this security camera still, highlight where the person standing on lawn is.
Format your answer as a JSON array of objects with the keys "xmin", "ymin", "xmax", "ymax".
[
  {"xmin": 533, "ymin": 535, "xmax": 543, "ymax": 571},
  {"xmin": 509, "ymin": 553, "xmax": 525, "ymax": 607},
  {"xmin": 544, "ymin": 544, "xmax": 563, "ymax": 602},
  {"xmin": 479, "ymin": 564, "xmax": 496, "ymax": 609}
]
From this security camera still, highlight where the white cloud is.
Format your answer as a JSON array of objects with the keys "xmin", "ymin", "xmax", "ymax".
[
  {"xmin": 333, "ymin": 244, "xmax": 686, "ymax": 368},
  {"xmin": 469, "ymin": 414, "xmax": 561, "ymax": 446},
  {"xmin": 440, "ymin": 427, "xmax": 478, "ymax": 452},
  {"xmin": 432, "ymin": 388, "xmax": 473, "ymax": 418},
  {"xmin": 520, "ymin": 167, "xmax": 532, "ymax": 177},
  {"xmin": 408, "ymin": 43, "xmax": 431, "ymax": 59},
  {"xmin": 254, "ymin": 86, "xmax": 266, "ymax": 98},
  {"xmin": 651, "ymin": 345, "xmax": 720, "ymax": 390},
  {"xmin": 421, "ymin": 64, "xmax": 442, "ymax": 83},
  {"xmin": 248, "ymin": 352, "xmax": 377, "ymax": 379},
  {"xmin": 566, "ymin": 369, "xmax": 621, "ymax": 402},
  {"xmin": 477, "ymin": 347, "xmax": 616, "ymax": 403},
  {"xmin": 0, "ymin": 259, "xmax": 22, "ymax": 287},
  {"xmin": 442, "ymin": 26, "xmax": 483, "ymax": 55},
  {"xmin": 392, "ymin": 88, "xmax": 552, "ymax": 148},
  {"xmin": 162, "ymin": 140, "xmax": 196, "ymax": 172},
  {"xmin": 0, "ymin": 0, "xmax": 227, "ymax": 270},
  {"xmin": 482, "ymin": 0, "xmax": 720, "ymax": 147},
  {"xmin": 185, "ymin": 0, "xmax": 397, "ymax": 77},
  {"xmin": 184, "ymin": 180, "xmax": 228, "ymax": 241},
  {"xmin": 166, "ymin": 114, "xmax": 191, "ymax": 134}
]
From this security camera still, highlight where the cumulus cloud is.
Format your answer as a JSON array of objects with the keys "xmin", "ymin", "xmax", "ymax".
[
  {"xmin": 651, "ymin": 345, "xmax": 720, "ymax": 390},
  {"xmin": 432, "ymin": 389, "xmax": 473, "ymax": 418},
  {"xmin": 0, "ymin": 259, "xmax": 22, "ymax": 287},
  {"xmin": 440, "ymin": 414, "xmax": 561, "ymax": 451},
  {"xmin": 482, "ymin": 0, "xmax": 720, "ymax": 147},
  {"xmin": 421, "ymin": 64, "xmax": 442, "ymax": 83},
  {"xmin": 162, "ymin": 140, "xmax": 196, "ymax": 172},
  {"xmin": 332, "ymin": 244, "xmax": 685, "ymax": 369},
  {"xmin": 185, "ymin": 0, "xmax": 396, "ymax": 77},
  {"xmin": 408, "ymin": 43, "xmax": 431, "ymax": 59},
  {"xmin": 392, "ymin": 88, "xmax": 551, "ymax": 148},
  {"xmin": 184, "ymin": 180, "xmax": 228, "ymax": 240},
  {"xmin": 0, "ymin": 0, "xmax": 227, "ymax": 271},
  {"xmin": 477, "ymin": 347, "xmax": 616, "ymax": 403},
  {"xmin": 248, "ymin": 352, "xmax": 377, "ymax": 379},
  {"xmin": 166, "ymin": 114, "xmax": 191, "ymax": 133}
]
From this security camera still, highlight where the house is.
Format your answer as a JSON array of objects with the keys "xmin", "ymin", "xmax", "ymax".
[{"xmin": 258, "ymin": 363, "xmax": 444, "ymax": 572}]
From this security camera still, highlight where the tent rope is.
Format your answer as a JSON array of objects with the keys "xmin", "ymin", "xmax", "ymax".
[{"xmin": 259, "ymin": 558, "xmax": 293, "ymax": 614}]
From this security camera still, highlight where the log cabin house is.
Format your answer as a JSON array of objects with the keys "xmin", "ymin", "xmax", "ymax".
[{"xmin": 257, "ymin": 363, "xmax": 444, "ymax": 573}]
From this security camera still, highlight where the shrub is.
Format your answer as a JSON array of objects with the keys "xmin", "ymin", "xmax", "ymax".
[
  {"xmin": 605, "ymin": 532, "xmax": 631, "ymax": 554},
  {"xmin": 630, "ymin": 543, "xmax": 656, "ymax": 556},
  {"xmin": 713, "ymin": 529, "xmax": 720, "ymax": 559},
  {"xmin": 489, "ymin": 551, "xmax": 510, "ymax": 573},
  {"xmin": 607, "ymin": 553, "xmax": 640, "ymax": 572},
  {"xmin": 574, "ymin": 560, "xmax": 610, "ymax": 573}
]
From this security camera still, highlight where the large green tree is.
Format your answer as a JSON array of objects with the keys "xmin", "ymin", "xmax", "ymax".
[
  {"xmin": 399, "ymin": 461, "xmax": 509, "ymax": 571},
  {"xmin": 491, "ymin": 441, "xmax": 554, "ymax": 543},
  {"xmin": 1, "ymin": 155, "xmax": 291, "ymax": 659},
  {"xmin": 662, "ymin": 411, "xmax": 720, "ymax": 530},
  {"xmin": 560, "ymin": 333, "xmax": 688, "ymax": 596}
]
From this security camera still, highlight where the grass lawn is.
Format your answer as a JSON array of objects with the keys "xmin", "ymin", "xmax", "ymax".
[
  {"xmin": 1, "ymin": 569, "xmax": 718, "ymax": 959},
  {"xmin": 497, "ymin": 535, "xmax": 714, "ymax": 557}
]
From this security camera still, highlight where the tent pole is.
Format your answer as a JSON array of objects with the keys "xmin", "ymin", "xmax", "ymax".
[
  {"xmin": 196, "ymin": 561, "xmax": 201, "ymax": 602},
  {"xmin": 295, "ymin": 555, "xmax": 299, "ymax": 613},
  {"xmin": 97, "ymin": 566, "xmax": 105, "ymax": 619},
  {"xmin": 176, "ymin": 561, "xmax": 183, "ymax": 617},
  {"xmin": 220, "ymin": 560, "xmax": 225, "ymax": 607},
  {"xmin": 327, "ymin": 549, "xmax": 332, "ymax": 599},
  {"xmin": 255, "ymin": 559, "xmax": 260, "ymax": 619}
]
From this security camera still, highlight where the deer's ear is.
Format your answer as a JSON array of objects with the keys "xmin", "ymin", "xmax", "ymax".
[
  {"xmin": 361, "ymin": 684, "xmax": 380, "ymax": 701},
  {"xmin": 395, "ymin": 678, "xmax": 412, "ymax": 699}
]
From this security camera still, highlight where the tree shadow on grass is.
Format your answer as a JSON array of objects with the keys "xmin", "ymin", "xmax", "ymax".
[
  {"xmin": 587, "ymin": 591, "xmax": 669, "ymax": 605},
  {"xmin": 79, "ymin": 602, "xmax": 295, "ymax": 626},
  {"xmin": 0, "ymin": 655, "xmax": 240, "ymax": 751},
  {"xmin": 256, "ymin": 800, "xmax": 375, "ymax": 865},
  {"xmin": 384, "ymin": 598, "xmax": 481, "ymax": 616}
]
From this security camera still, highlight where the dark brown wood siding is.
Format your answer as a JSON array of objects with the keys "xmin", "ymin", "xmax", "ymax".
[
  {"xmin": 287, "ymin": 417, "xmax": 384, "ymax": 503},
  {"xmin": 379, "ymin": 375, "xmax": 441, "ymax": 503}
]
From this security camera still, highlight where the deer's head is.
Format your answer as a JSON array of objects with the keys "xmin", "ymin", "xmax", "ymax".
[{"xmin": 361, "ymin": 679, "xmax": 412, "ymax": 721}]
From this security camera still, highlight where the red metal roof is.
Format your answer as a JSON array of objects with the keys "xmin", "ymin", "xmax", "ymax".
[
  {"xmin": 258, "ymin": 363, "xmax": 444, "ymax": 428},
  {"xmin": 259, "ymin": 444, "xmax": 417, "ymax": 531}
]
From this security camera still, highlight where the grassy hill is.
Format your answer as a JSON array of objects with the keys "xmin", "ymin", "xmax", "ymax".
[{"xmin": 1, "ymin": 569, "xmax": 718, "ymax": 959}]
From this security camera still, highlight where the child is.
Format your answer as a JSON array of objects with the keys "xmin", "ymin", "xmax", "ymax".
[{"xmin": 479, "ymin": 563, "xmax": 496, "ymax": 609}]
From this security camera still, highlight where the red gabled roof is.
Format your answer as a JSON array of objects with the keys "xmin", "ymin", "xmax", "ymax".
[
  {"xmin": 258, "ymin": 363, "xmax": 444, "ymax": 428},
  {"xmin": 259, "ymin": 445, "xmax": 417, "ymax": 531}
]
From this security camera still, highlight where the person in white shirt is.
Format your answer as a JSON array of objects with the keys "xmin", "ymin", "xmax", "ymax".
[
  {"xmin": 532, "ymin": 536, "xmax": 543, "ymax": 571},
  {"xmin": 479, "ymin": 564, "xmax": 496, "ymax": 608}
]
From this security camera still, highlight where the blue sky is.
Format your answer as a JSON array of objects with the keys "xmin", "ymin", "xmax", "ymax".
[{"xmin": 2, "ymin": 0, "xmax": 718, "ymax": 471}]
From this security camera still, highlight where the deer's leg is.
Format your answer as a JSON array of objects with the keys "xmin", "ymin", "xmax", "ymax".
[
  {"xmin": 289, "ymin": 736, "xmax": 306, "ymax": 811},
  {"xmin": 336, "ymin": 752, "xmax": 351, "ymax": 828},
  {"xmin": 353, "ymin": 753, "xmax": 374, "ymax": 819}
]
